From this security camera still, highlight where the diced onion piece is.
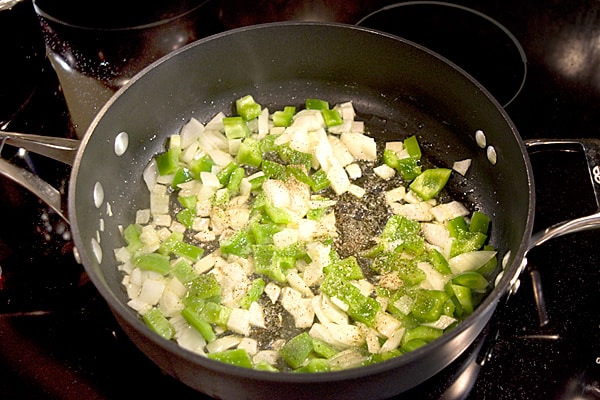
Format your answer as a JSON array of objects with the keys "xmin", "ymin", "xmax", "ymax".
[
  {"xmin": 138, "ymin": 278, "xmax": 166, "ymax": 305},
  {"xmin": 373, "ymin": 164, "xmax": 396, "ymax": 180},
  {"xmin": 249, "ymin": 302, "xmax": 266, "ymax": 328},
  {"xmin": 328, "ymin": 349, "xmax": 369, "ymax": 370},
  {"xmin": 143, "ymin": 159, "xmax": 158, "ymax": 191},
  {"xmin": 385, "ymin": 187, "xmax": 406, "ymax": 204},
  {"xmin": 253, "ymin": 350, "xmax": 279, "ymax": 366},
  {"xmin": 385, "ymin": 141, "xmax": 404, "ymax": 153},
  {"xmin": 347, "ymin": 184, "xmax": 366, "ymax": 198},
  {"xmin": 390, "ymin": 202, "xmax": 433, "ymax": 221},
  {"xmin": 326, "ymin": 159, "xmax": 351, "ymax": 195},
  {"xmin": 286, "ymin": 271, "xmax": 313, "ymax": 297},
  {"xmin": 449, "ymin": 250, "xmax": 498, "ymax": 274},
  {"xmin": 345, "ymin": 163, "xmax": 362, "ymax": 180},
  {"xmin": 206, "ymin": 335, "xmax": 242, "ymax": 353},
  {"xmin": 320, "ymin": 294, "xmax": 349, "ymax": 325},
  {"xmin": 227, "ymin": 308, "xmax": 251, "ymax": 336},
  {"xmin": 340, "ymin": 132, "xmax": 377, "ymax": 161},
  {"xmin": 264, "ymin": 282, "xmax": 281, "ymax": 304},
  {"xmin": 280, "ymin": 287, "xmax": 315, "ymax": 328},
  {"xmin": 430, "ymin": 201, "xmax": 469, "ymax": 222},
  {"xmin": 238, "ymin": 338, "xmax": 259, "ymax": 355},
  {"xmin": 291, "ymin": 109, "xmax": 325, "ymax": 131},
  {"xmin": 452, "ymin": 159, "xmax": 472, "ymax": 176},
  {"xmin": 422, "ymin": 315, "xmax": 457, "ymax": 330},
  {"xmin": 136, "ymin": 209, "xmax": 151, "ymax": 224},
  {"xmin": 180, "ymin": 117, "xmax": 205, "ymax": 149},
  {"xmin": 379, "ymin": 327, "xmax": 405, "ymax": 354},
  {"xmin": 328, "ymin": 135, "xmax": 355, "ymax": 167},
  {"xmin": 374, "ymin": 312, "xmax": 402, "ymax": 338},
  {"xmin": 418, "ymin": 261, "xmax": 449, "ymax": 291}
]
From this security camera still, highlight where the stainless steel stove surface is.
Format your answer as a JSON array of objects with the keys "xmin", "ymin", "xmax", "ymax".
[{"xmin": 1, "ymin": 1, "xmax": 599, "ymax": 399}]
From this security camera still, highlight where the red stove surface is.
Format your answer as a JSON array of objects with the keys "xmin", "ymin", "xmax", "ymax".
[{"xmin": 1, "ymin": 1, "xmax": 599, "ymax": 399}]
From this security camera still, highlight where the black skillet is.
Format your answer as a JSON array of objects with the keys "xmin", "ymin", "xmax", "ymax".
[{"xmin": 2, "ymin": 22, "xmax": 600, "ymax": 399}]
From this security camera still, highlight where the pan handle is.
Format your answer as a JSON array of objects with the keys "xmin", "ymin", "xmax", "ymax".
[
  {"xmin": 525, "ymin": 138, "xmax": 600, "ymax": 250},
  {"xmin": 0, "ymin": 132, "xmax": 80, "ymax": 221},
  {"xmin": 0, "ymin": 131, "xmax": 79, "ymax": 165}
]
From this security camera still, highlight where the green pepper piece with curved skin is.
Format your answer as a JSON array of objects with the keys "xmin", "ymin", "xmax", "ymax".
[
  {"xmin": 237, "ymin": 137, "xmax": 263, "ymax": 167},
  {"xmin": 305, "ymin": 98, "xmax": 329, "ymax": 110},
  {"xmin": 401, "ymin": 325, "xmax": 443, "ymax": 347},
  {"xmin": 161, "ymin": 232, "xmax": 204, "ymax": 261},
  {"xmin": 239, "ymin": 278, "xmax": 266, "ymax": 309},
  {"xmin": 410, "ymin": 289, "xmax": 450, "ymax": 323},
  {"xmin": 189, "ymin": 154, "xmax": 214, "ymax": 178},
  {"xmin": 309, "ymin": 169, "xmax": 330, "ymax": 192},
  {"xmin": 403, "ymin": 135, "xmax": 422, "ymax": 159},
  {"xmin": 220, "ymin": 229, "xmax": 252, "ymax": 257},
  {"xmin": 223, "ymin": 116, "xmax": 250, "ymax": 139},
  {"xmin": 469, "ymin": 211, "xmax": 490, "ymax": 234},
  {"xmin": 448, "ymin": 283, "xmax": 474, "ymax": 314},
  {"xmin": 227, "ymin": 166, "xmax": 245, "ymax": 195},
  {"xmin": 235, "ymin": 95, "xmax": 262, "ymax": 121},
  {"xmin": 156, "ymin": 146, "xmax": 181, "ymax": 176},
  {"xmin": 208, "ymin": 348, "xmax": 253, "ymax": 368},
  {"xmin": 143, "ymin": 307, "xmax": 174, "ymax": 340},
  {"xmin": 409, "ymin": 168, "xmax": 452, "ymax": 201},
  {"xmin": 280, "ymin": 332, "xmax": 314, "ymax": 369},
  {"xmin": 273, "ymin": 106, "xmax": 296, "ymax": 127},
  {"xmin": 133, "ymin": 253, "xmax": 170, "ymax": 275},
  {"xmin": 170, "ymin": 259, "xmax": 197, "ymax": 284},
  {"xmin": 123, "ymin": 224, "xmax": 143, "ymax": 254},
  {"xmin": 452, "ymin": 271, "xmax": 489, "ymax": 291},
  {"xmin": 181, "ymin": 306, "xmax": 216, "ymax": 342},
  {"xmin": 172, "ymin": 167, "xmax": 193, "ymax": 189},
  {"xmin": 322, "ymin": 109, "xmax": 343, "ymax": 127}
]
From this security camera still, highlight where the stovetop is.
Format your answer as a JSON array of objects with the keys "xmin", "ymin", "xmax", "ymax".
[{"xmin": 1, "ymin": 1, "xmax": 599, "ymax": 399}]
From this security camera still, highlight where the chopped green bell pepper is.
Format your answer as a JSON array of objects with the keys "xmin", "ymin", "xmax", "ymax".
[
  {"xmin": 280, "ymin": 332, "xmax": 314, "ymax": 369},
  {"xmin": 170, "ymin": 258, "xmax": 197, "ymax": 284},
  {"xmin": 227, "ymin": 166, "xmax": 246, "ymax": 195},
  {"xmin": 161, "ymin": 232, "xmax": 204, "ymax": 261},
  {"xmin": 252, "ymin": 244, "xmax": 287, "ymax": 283},
  {"xmin": 322, "ymin": 109, "xmax": 343, "ymax": 127},
  {"xmin": 410, "ymin": 289, "xmax": 450, "ymax": 323},
  {"xmin": 321, "ymin": 274, "xmax": 381, "ymax": 326},
  {"xmin": 403, "ymin": 135, "xmax": 422, "ymax": 159},
  {"xmin": 237, "ymin": 137, "xmax": 263, "ymax": 167},
  {"xmin": 305, "ymin": 98, "xmax": 329, "ymax": 110},
  {"xmin": 156, "ymin": 146, "xmax": 181, "ymax": 176},
  {"xmin": 309, "ymin": 169, "xmax": 330, "ymax": 192},
  {"xmin": 189, "ymin": 155, "xmax": 214, "ymax": 178},
  {"xmin": 176, "ymin": 207, "xmax": 196, "ymax": 229},
  {"xmin": 143, "ymin": 307, "xmax": 174, "ymax": 340},
  {"xmin": 186, "ymin": 273, "xmax": 222, "ymax": 301},
  {"xmin": 172, "ymin": 167, "xmax": 193, "ymax": 189},
  {"xmin": 324, "ymin": 256, "xmax": 364, "ymax": 280},
  {"xmin": 469, "ymin": 211, "xmax": 490, "ymax": 234},
  {"xmin": 235, "ymin": 95, "xmax": 262, "ymax": 121},
  {"xmin": 181, "ymin": 306, "xmax": 216, "ymax": 342},
  {"xmin": 220, "ymin": 229, "xmax": 252, "ymax": 257},
  {"xmin": 409, "ymin": 168, "xmax": 452, "ymax": 201},
  {"xmin": 223, "ymin": 116, "xmax": 250, "ymax": 139},
  {"xmin": 133, "ymin": 253, "xmax": 171, "ymax": 275},
  {"xmin": 239, "ymin": 278, "xmax": 266, "ymax": 309},
  {"xmin": 123, "ymin": 224, "xmax": 143, "ymax": 254},
  {"xmin": 208, "ymin": 348, "xmax": 253, "ymax": 368},
  {"xmin": 216, "ymin": 161, "xmax": 240, "ymax": 186},
  {"xmin": 273, "ymin": 106, "xmax": 296, "ymax": 127},
  {"xmin": 451, "ymin": 271, "xmax": 489, "ymax": 291}
]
